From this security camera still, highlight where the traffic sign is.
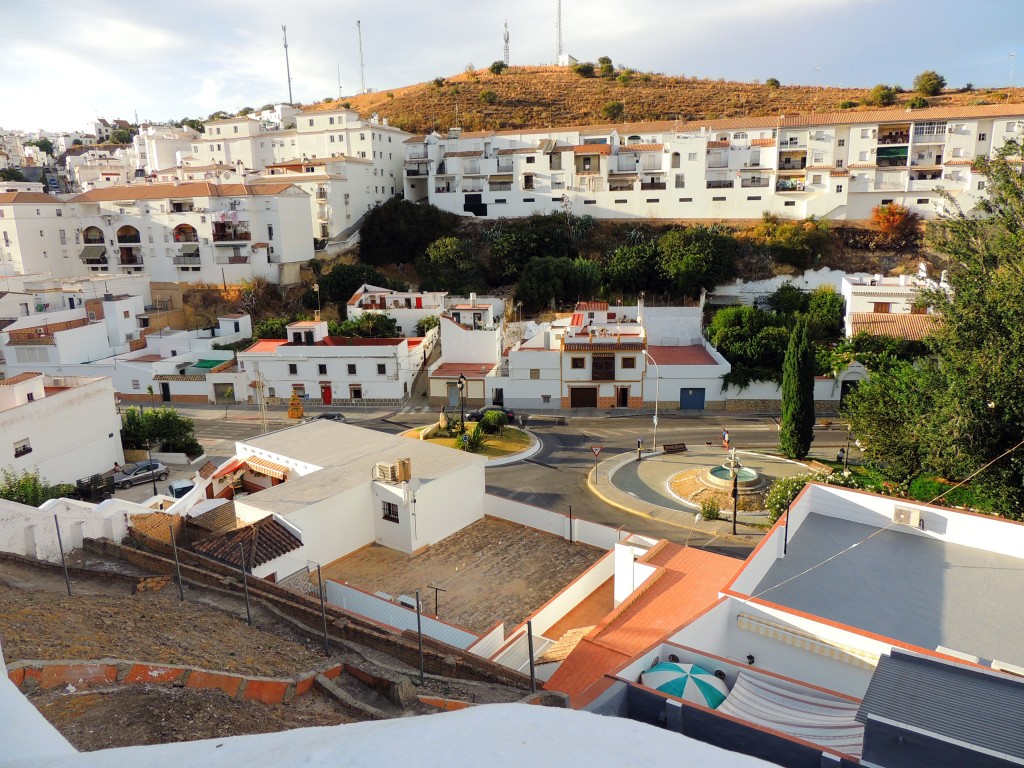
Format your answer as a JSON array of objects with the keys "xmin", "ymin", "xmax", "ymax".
[{"xmin": 591, "ymin": 446, "xmax": 603, "ymax": 459}]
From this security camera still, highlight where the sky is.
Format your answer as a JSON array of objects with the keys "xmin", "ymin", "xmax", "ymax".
[{"xmin": 3, "ymin": 0, "xmax": 1023, "ymax": 133}]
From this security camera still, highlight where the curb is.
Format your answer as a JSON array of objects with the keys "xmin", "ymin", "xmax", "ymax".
[{"xmin": 487, "ymin": 431, "xmax": 542, "ymax": 467}]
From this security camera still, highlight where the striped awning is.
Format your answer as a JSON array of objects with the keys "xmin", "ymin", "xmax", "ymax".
[
  {"xmin": 245, "ymin": 456, "xmax": 289, "ymax": 480},
  {"xmin": 737, "ymin": 613, "xmax": 879, "ymax": 670},
  {"xmin": 211, "ymin": 457, "xmax": 246, "ymax": 479}
]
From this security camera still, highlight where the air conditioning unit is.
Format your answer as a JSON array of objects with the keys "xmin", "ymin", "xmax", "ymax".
[
  {"xmin": 50, "ymin": 377, "xmax": 65, "ymax": 387},
  {"xmin": 893, "ymin": 506, "xmax": 922, "ymax": 528},
  {"xmin": 373, "ymin": 461, "xmax": 398, "ymax": 482}
]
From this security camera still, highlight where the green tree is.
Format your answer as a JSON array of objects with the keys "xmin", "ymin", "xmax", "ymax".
[
  {"xmin": 328, "ymin": 313, "xmax": 400, "ymax": 338},
  {"xmin": 764, "ymin": 282, "xmax": 808, "ymax": 315},
  {"xmin": 600, "ymin": 101, "xmax": 624, "ymax": 120},
  {"xmin": 71, "ymin": 138, "xmax": 83, "ymax": 146},
  {"xmin": 180, "ymin": 118, "xmax": 205, "ymax": 133},
  {"xmin": 121, "ymin": 406, "xmax": 202, "ymax": 457},
  {"xmin": 489, "ymin": 61, "xmax": 508, "ymax": 75},
  {"xmin": 359, "ymin": 197, "xmax": 460, "ymax": 266},
  {"xmin": 573, "ymin": 62, "xmax": 596, "ymax": 78},
  {"xmin": 572, "ymin": 257, "xmax": 602, "ymax": 299},
  {"xmin": 252, "ymin": 316, "xmax": 296, "ymax": 339},
  {"xmin": 778, "ymin": 315, "xmax": 815, "ymax": 459},
  {"xmin": 0, "ymin": 168, "xmax": 28, "ymax": 182},
  {"xmin": 604, "ymin": 241, "xmax": 662, "ymax": 295},
  {"xmin": 913, "ymin": 70, "xmax": 946, "ymax": 96},
  {"xmin": 479, "ymin": 90, "xmax": 498, "ymax": 105},
  {"xmin": 108, "ymin": 128, "xmax": 132, "ymax": 144},
  {"xmin": 707, "ymin": 306, "xmax": 792, "ymax": 387},
  {"xmin": 25, "ymin": 138, "xmax": 55, "ymax": 156},
  {"xmin": 597, "ymin": 56, "xmax": 615, "ymax": 77},
  {"xmin": 907, "ymin": 96, "xmax": 929, "ymax": 109},
  {"xmin": 657, "ymin": 225, "xmax": 738, "ymax": 299},
  {"xmin": 236, "ymin": 106, "xmax": 254, "ymax": 116},
  {"xmin": 863, "ymin": 84, "xmax": 898, "ymax": 107},
  {"xmin": 415, "ymin": 315, "xmax": 440, "ymax": 336},
  {"xmin": 207, "ymin": 110, "xmax": 231, "ymax": 121},
  {"xmin": 478, "ymin": 410, "xmax": 509, "ymax": 434},
  {"xmin": 417, "ymin": 236, "xmax": 483, "ymax": 294},
  {"xmin": 806, "ymin": 285, "xmax": 844, "ymax": 340},
  {"xmin": 305, "ymin": 262, "xmax": 406, "ymax": 318},
  {"xmin": 0, "ymin": 468, "xmax": 74, "ymax": 507},
  {"xmin": 515, "ymin": 256, "xmax": 578, "ymax": 312},
  {"xmin": 765, "ymin": 77, "xmax": 781, "ymax": 89}
]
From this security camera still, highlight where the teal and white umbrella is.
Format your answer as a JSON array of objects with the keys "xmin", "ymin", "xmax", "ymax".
[{"xmin": 640, "ymin": 662, "xmax": 729, "ymax": 709}]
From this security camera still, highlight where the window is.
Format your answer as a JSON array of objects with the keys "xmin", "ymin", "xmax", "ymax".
[
  {"xmin": 784, "ymin": 200, "xmax": 796, "ymax": 206},
  {"xmin": 131, "ymin": 379, "xmax": 141, "ymax": 390},
  {"xmin": 56, "ymin": 209, "xmax": 63, "ymax": 217},
  {"xmin": 526, "ymin": 156, "xmax": 535, "ymax": 164},
  {"xmin": 882, "ymin": 199, "xmax": 894, "ymax": 204},
  {"xmin": 917, "ymin": 198, "xmax": 929, "ymax": 204},
  {"xmin": 268, "ymin": 387, "xmax": 276, "ymax": 398},
  {"xmin": 674, "ymin": 173, "xmax": 685, "ymax": 188},
  {"xmin": 318, "ymin": 364, "xmax": 327, "ymax": 375},
  {"xmin": 541, "ymin": 394, "xmax": 551, "ymax": 403},
  {"xmin": 308, "ymin": 118, "xmax": 314, "ymax": 126},
  {"xmin": 288, "ymin": 363, "xmax": 298, "ymax": 375},
  {"xmin": 873, "ymin": 302, "xmax": 891, "ymax": 313},
  {"xmin": 382, "ymin": 501, "xmax": 399, "ymax": 523},
  {"xmin": 836, "ymin": 185, "xmax": 843, "ymax": 193},
  {"xmin": 978, "ymin": 181, "xmax": 986, "ymax": 190},
  {"xmin": 978, "ymin": 133, "xmax": 987, "ymax": 141},
  {"xmin": 59, "ymin": 229, "xmax": 66, "ymax": 244},
  {"xmin": 377, "ymin": 363, "xmax": 386, "ymax": 375},
  {"xmin": 952, "ymin": 147, "xmax": 963, "ymax": 158},
  {"xmin": 571, "ymin": 357, "xmax": 585, "ymax": 369},
  {"xmin": 13, "ymin": 439, "xmax": 31, "ymax": 458},
  {"xmin": 347, "ymin": 363, "xmax": 356, "ymax": 375},
  {"xmin": 687, "ymin": 152, "xmax": 697, "ymax": 161},
  {"xmin": 838, "ymin": 139, "xmax": 845, "ymax": 147},
  {"xmin": 268, "ymin": 224, "xmax": 274, "ymax": 240},
  {"xmin": 679, "ymin": 197, "xmax": 692, "ymax": 202},
  {"xmin": 646, "ymin": 198, "xmax": 660, "ymax": 203},
  {"xmin": 812, "ymin": 174, "xmax": 822, "ymax": 184},
  {"xmin": 529, "ymin": 368, "xmax": 540, "ymax": 380},
  {"xmin": 861, "ymin": 129, "xmax": 871, "ymax": 139},
  {"xmin": 622, "ymin": 357, "xmax": 636, "ymax": 369},
  {"xmin": 747, "ymin": 195, "xmax": 762, "ymax": 201},
  {"xmin": 123, "ymin": 310, "xmax": 129, "ymax": 318},
  {"xmin": 836, "ymin": 159, "xmax": 844, "ymax": 168},
  {"xmin": 592, "ymin": 354, "xmax": 615, "ymax": 381},
  {"xmin": 712, "ymin": 196, "xmax": 726, "ymax": 201}
]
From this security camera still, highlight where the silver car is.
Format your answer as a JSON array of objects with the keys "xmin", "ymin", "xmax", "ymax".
[{"xmin": 114, "ymin": 460, "xmax": 169, "ymax": 490}]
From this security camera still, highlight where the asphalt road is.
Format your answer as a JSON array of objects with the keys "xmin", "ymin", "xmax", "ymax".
[{"xmin": 189, "ymin": 411, "xmax": 858, "ymax": 560}]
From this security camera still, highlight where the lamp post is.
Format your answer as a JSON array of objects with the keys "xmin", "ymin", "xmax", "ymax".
[
  {"xmin": 313, "ymin": 282, "xmax": 321, "ymax": 321},
  {"xmin": 843, "ymin": 426, "xmax": 852, "ymax": 476},
  {"xmin": 729, "ymin": 463, "xmax": 739, "ymax": 536},
  {"xmin": 457, "ymin": 373, "xmax": 466, "ymax": 433},
  {"xmin": 642, "ymin": 351, "xmax": 660, "ymax": 452},
  {"xmin": 146, "ymin": 439, "xmax": 158, "ymax": 498}
]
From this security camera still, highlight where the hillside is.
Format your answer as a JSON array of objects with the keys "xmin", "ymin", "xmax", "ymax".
[{"xmin": 305, "ymin": 65, "xmax": 1024, "ymax": 134}]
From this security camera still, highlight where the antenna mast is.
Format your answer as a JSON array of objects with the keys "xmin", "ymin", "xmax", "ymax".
[
  {"xmin": 503, "ymin": 19, "xmax": 510, "ymax": 66},
  {"xmin": 357, "ymin": 20, "xmax": 366, "ymax": 94},
  {"xmin": 337, "ymin": 64, "xmax": 342, "ymax": 100},
  {"xmin": 556, "ymin": 0, "xmax": 563, "ymax": 60},
  {"xmin": 282, "ymin": 25, "xmax": 293, "ymax": 104}
]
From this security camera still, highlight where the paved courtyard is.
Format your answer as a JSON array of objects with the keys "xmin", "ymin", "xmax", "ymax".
[{"xmin": 320, "ymin": 518, "xmax": 604, "ymax": 634}]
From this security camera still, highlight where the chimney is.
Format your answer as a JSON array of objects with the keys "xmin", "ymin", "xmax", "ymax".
[
  {"xmin": 469, "ymin": 292, "xmax": 477, "ymax": 306},
  {"xmin": 898, "ymin": 274, "xmax": 907, "ymax": 286}
]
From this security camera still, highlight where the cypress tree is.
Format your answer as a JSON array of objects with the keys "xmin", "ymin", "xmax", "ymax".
[{"xmin": 779, "ymin": 315, "xmax": 815, "ymax": 458}]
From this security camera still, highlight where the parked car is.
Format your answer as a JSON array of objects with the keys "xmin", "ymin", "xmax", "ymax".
[
  {"xmin": 314, "ymin": 413, "xmax": 346, "ymax": 423},
  {"xmin": 114, "ymin": 460, "xmax": 169, "ymax": 490},
  {"xmin": 167, "ymin": 479, "xmax": 195, "ymax": 499},
  {"xmin": 466, "ymin": 406, "xmax": 516, "ymax": 423}
]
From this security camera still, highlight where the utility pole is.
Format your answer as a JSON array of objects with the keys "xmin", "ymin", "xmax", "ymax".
[
  {"xmin": 282, "ymin": 25, "xmax": 293, "ymax": 105},
  {"xmin": 357, "ymin": 20, "xmax": 366, "ymax": 95},
  {"xmin": 556, "ymin": 0, "xmax": 563, "ymax": 60}
]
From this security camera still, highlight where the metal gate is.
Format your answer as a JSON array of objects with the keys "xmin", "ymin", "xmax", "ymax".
[
  {"xmin": 679, "ymin": 387, "xmax": 706, "ymax": 410},
  {"xmin": 569, "ymin": 387, "xmax": 598, "ymax": 408}
]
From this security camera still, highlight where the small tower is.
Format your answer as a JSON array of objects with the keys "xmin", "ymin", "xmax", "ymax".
[{"xmin": 503, "ymin": 19, "xmax": 510, "ymax": 66}]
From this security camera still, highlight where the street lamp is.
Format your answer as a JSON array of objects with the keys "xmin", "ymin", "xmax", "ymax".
[
  {"xmin": 457, "ymin": 373, "xmax": 466, "ymax": 432},
  {"xmin": 728, "ymin": 458, "xmax": 740, "ymax": 536},
  {"xmin": 313, "ymin": 283, "xmax": 321, "ymax": 321},
  {"xmin": 146, "ymin": 439, "xmax": 158, "ymax": 498},
  {"xmin": 642, "ymin": 350, "xmax": 660, "ymax": 452}
]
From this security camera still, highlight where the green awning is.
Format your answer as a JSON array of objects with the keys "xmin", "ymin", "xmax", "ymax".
[
  {"xmin": 78, "ymin": 245, "xmax": 107, "ymax": 262},
  {"xmin": 179, "ymin": 243, "xmax": 199, "ymax": 255},
  {"xmin": 877, "ymin": 146, "xmax": 908, "ymax": 159},
  {"xmin": 193, "ymin": 359, "xmax": 222, "ymax": 369}
]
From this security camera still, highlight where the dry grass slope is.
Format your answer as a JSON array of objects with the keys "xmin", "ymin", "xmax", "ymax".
[{"xmin": 304, "ymin": 66, "xmax": 1024, "ymax": 133}]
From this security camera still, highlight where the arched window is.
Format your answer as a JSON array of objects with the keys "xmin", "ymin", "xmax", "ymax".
[
  {"xmin": 82, "ymin": 226, "xmax": 104, "ymax": 245},
  {"xmin": 115, "ymin": 225, "xmax": 140, "ymax": 244},
  {"xmin": 671, "ymin": 152, "xmax": 681, "ymax": 169},
  {"xmin": 173, "ymin": 224, "xmax": 198, "ymax": 243}
]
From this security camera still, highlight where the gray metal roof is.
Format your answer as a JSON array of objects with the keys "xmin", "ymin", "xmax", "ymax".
[
  {"xmin": 752, "ymin": 513, "xmax": 1024, "ymax": 667},
  {"xmin": 857, "ymin": 651, "xmax": 1024, "ymax": 760}
]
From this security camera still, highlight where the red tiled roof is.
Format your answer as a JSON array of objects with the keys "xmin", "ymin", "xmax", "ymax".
[
  {"xmin": 646, "ymin": 345, "xmax": 716, "ymax": 366},
  {"xmin": 572, "ymin": 144, "xmax": 612, "ymax": 155},
  {"xmin": 0, "ymin": 372, "xmax": 41, "ymax": 386},
  {"xmin": 706, "ymin": 140, "xmax": 730, "ymax": 148},
  {"xmin": 192, "ymin": 514, "xmax": 301, "ymax": 570},
  {"xmin": 575, "ymin": 301, "xmax": 609, "ymax": 311},
  {"xmin": 849, "ymin": 312, "xmax": 938, "ymax": 341},
  {"xmin": 0, "ymin": 192, "xmax": 60, "ymax": 204},
  {"xmin": 430, "ymin": 362, "xmax": 496, "ymax": 378},
  {"xmin": 751, "ymin": 138, "xmax": 776, "ymax": 147},
  {"xmin": 545, "ymin": 544, "xmax": 742, "ymax": 707},
  {"xmin": 129, "ymin": 354, "xmax": 164, "ymax": 363},
  {"xmin": 408, "ymin": 338, "xmax": 424, "ymax": 348},
  {"xmin": 241, "ymin": 339, "xmax": 288, "ymax": 354},
  {"xmin": 71, "ymin": 181, "xmax": 296, "ymax": 202},
  {"xmin": 443, "ymin": 150, "xmax": 483, "ymax": 158},
  {"xmin": 619, "ymin": 143, "xmax": 663, "ymax": 152},
  {"xmin": 302, "ymin": 337, "xmax": 404, "ymax": 347},
  {"xmin": 944, "ymin": 158, "xmax": 974, "ymax": 165}
]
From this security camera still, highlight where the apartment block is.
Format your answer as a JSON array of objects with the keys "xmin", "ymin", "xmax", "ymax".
[{"xmin": 404, "ymin": 105, "xmax": 1024, "ymax": 222}]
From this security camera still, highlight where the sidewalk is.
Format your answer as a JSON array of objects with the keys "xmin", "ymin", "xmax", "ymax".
[{"xmin": 169, "ymin": 402, "xmax": 401, "ymax": 424}]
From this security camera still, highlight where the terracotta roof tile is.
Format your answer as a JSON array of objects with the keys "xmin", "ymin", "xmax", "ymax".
[
  {"xmin": 198, "ymin": 461, "xmax": 218, "ymax": 479},
  {"xmin": 192, "ymin": 514, "xmax": 301, "ymax": 570},
  {"xmin": 849, "ymin": 312, "xmax": 938, "ymax": 341},
  {"xmin": 646, "ymin": 345, "xmax": 716, "ymax": 366},
  {"xmin": 443, "ymin": 150, "xmax": 484, "ymax": 158},
  {"xmin": 572, "ymin": 144, "xmax": 612, "ymax": 155},
  {"xmin": 0, "ymin": 192, "xmax": 60, "ymax": 204},
  {"xmin": 71, "ymin": 181, "xmax": 297, "ymax": 203},
  {"xmin": 619, "ymin": 143, "xmax": 663, "ymax": 152},
  {"xmin": 706, "ymin": 140, "xmax": 730, "ymax": 148},
  {"xmin": 0, "ymin": 372, "xmax": 42, "ymax": 386},
  {"xmin": 430, "ymin": 362, "xmax": 497, "ymax": 379},
  {"xmin": 751, "ymin": 138, "xmax": 776, "ymax": 147}
]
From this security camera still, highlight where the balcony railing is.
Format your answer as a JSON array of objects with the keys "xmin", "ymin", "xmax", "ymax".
[
  {"xmin": 740, "ymin": 179, "xmax": 770, "ymax": 188},
  {"xmin": 776, "ymin": 181, "xmax": 805, "ymax": 192},
  {"xmin": 878, "ymin": 133, "xmax": 910, "ymax": 145},
  {"xmin": 706, "ymin": 180, "xmax": 734, "ymax": 189},
  {"xmin": 407, "ymin": 151, "xmax": 428, "ymax": 160},
  {"xmin": 640, "ymin": 181, "xmax": 667, "ymax": 190},
  {"xmin": 707, "ymin": 161, "xmax": 729, "ymax": 169},
  {"xmin": 173, "ymin": 255, "xmax": 201, "ymax": 266},
  {"xmin": 215, "ymin": 255, "xmax": 250, "ymax": 265},
  {"xmin": 173, "ymin": 233, "xmax": 198, "ymax": 242},
  {"xmin": 116, "ymin": 235, "xmax": 141, "ymax": 244},
  {"xmin": 211, "ymin": 227, "xmax": 251, "ymax": 242},
  {"xmin": 118, "ymin": 256, "xmax": 144, "ymax": 266}
]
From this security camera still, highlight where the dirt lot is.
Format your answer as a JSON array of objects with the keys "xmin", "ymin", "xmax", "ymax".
[{"xmin": 0, "ymin": 557, "xmax": 528, "ymax": 751}]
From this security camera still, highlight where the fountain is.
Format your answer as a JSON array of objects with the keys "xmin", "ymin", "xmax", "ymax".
[
  {"xmin": 699, "ymin": 449, "xmax": 767, "ymax": 493},
  {"xmin": 668, "ymin": 448, "xmax": 772, "ymax": 512}
]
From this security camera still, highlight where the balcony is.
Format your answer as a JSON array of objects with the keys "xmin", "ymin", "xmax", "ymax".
[
  {"xmin": 778, "ymin": 140, "xmax": 806, "ymax": 150},
  {"xmin": 173, "ymin": 232, "xmax": 198, "ymax": 243},
  {"xmin": 706, "ymin": 180, "xmax": 734, "ymax": 189},
  {"xmin": 640, "ymin": 181, "xmax": 667, "ymax": 191},
  {"xmin": 211, "ymin": 224, "xmax": 251, "ymax": 243},
  {"xmin": 83, "ymin": 235, "xmax": 104, "ymax": 245},
  {"xmin": 740, "ymin": 178, "xmax": 770, "ymax": 188},
  {"xmin": 173, "ymin": 255, "xmax": 201, "ymax": 266},
  {"xmin": 707, "ymin": 161, "xmax": 729, "ymax": 169},
  {"xmin": 407, "ymin": 150, "xmax": 428, "ymax": 160},
  {"xmin": 215, "ymin": 255, "xmax": 250, "ymax": 265},
  {"xmin": 776, "ymin": 180, "xmax": 806, "ymax": 192},
  {"xmin": 878, "ymin": 132, "xmax": 910, "ymax": 145}
]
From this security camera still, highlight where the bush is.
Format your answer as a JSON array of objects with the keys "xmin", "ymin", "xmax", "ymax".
[
  {"xmin": 765, "ymin": 475, "xmax": 813, "ymax": 524},
  {"xmin": 700, "ymin": 498, "xmax": 720, "ymax": 521},
  {"xmin": 907, "ymin": 476, "xmax": 995, "ymax": 511},
  {"xmin": 121, "ymin": 406, "xmax": 203, "ymax": 458},
  {"xmin": 871, "ymin": 203, "xmax": 920, "ymax": 250},
  {"xmin": 489, "ymin": 61, "xmax": 507, "ymax": 75},
  {"xmin": 597, "ymin": 56, "xmax": 615, "ymax": 77},
  {"xmin": 573, "ymin": 62, "xmax": 596, "ymax": 78},
  {"xmin": 458, "ymin": 425, "xmax": 488, "ymax": 453},
  {"xmin": 600, "ymin": 100, "xmax": 624, "ymax": 120},
  {"xmin": 478, "ymin": 410, "xmax": 509, "ymax": 434},
  {"xmin": 765, "ymin": 78, "xmax": 781, "ymax": 89},
  {"xmin": 913, "ymin": 70, "xmax": 946, "ymax": 96},
  {"xmin": 863, "ymin": 84, "xmax": 897, "ymax": 107},
  {"xmin": 838, "ymin": 100, "xmax": 858, "ymax": 109},
  {"xmin": 907, "ymin": 96, "xmax": 929, "ymax": 109},
  {"xmin": 479, "ymin": 90, "xmax": 498, "ymax": 105}
]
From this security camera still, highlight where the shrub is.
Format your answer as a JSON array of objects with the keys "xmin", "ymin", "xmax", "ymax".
[
  {"xmin": 962, "ymin": 82, "xmax": 974, "ymax": 92},
  {"xmin": 600, "ymin": 100, "xmax": 624, "ymax": 120},
  {"xmin": 478, "ymin": 410, "xmax": 509, "ymax": 434},
  {"xmin": 480, "ymin": 90, "xmax": 498, "ymax": 105},
  {"xmin": 765, "ymin": 77, "xmax": 781, "ymax": 89},
  {"xmin": 912, "ymin": 70, "xmax": 946, "ymax": 96},
  {"xmin": 597, "ymin": 56, "xmax": 614, "ymax": 77},
  {"xmin": 617, "ymin": 70, "xmax": 633, "ymax": 85},
  {"xmin": 765, "ymin": 474, "xmax": 813, "ymax": 524},
  {"xmin": 432, "ymin": 77, "xmax": 445, "ymax": 89},
  {"xmin": 700, "ymin": 498, "xmax": 720, "ymax": 521},
  {"xmin": 907, "ymin": 96, "xmax": 929, "ymax": 109},
  {"xmin": 458, "ymin": 425, "xmax": 488, "ymax": 453},
  {"xmin": 489, "ymin": 61, "xmax": 507, "ymax": 75},
  {"xmin": 863, "ymin": 84, "xmax": 897, "ymax": 107},
  {"xmin": 838, "ymin": 100, "xmax": 858, "ymax": 109},
  {"xmin": 573, "ymin": 62, "xmax": 596, "ymax": 78},
  {"xmin": 871, "ymin": 203, "xmax": 920, "ymax": 250}
]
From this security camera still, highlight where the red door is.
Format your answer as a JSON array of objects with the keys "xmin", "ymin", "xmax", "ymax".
[
  {"xmin": 416, "ymin": 297, "xmax": 423, "ymax": 308},
  {"xmin": 321, "ymin": 384, "xmax": 332, "ymax": 405}
]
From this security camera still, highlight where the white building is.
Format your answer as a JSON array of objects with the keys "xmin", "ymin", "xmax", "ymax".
[
  {"xmin": 131, "ymin": 124, "xmax": 200, "ymax": 176},
  {"xmin": 841, "ymin": 267, "xmax": 944, "ymax": 341},
  {"xmin": 0, "ymin": 192, "xmax": 82, "ymax": 277},
  {"xmin": 238, "ymin": 319, "xmax": 432, "ymax": 407},
  {"xmin": 346, "ymin": 283, "xmax": 447, "ymax": 337},
  {"xmin": 404, "ymin": 104, "xmax": 1024, "ymax": 222},
  {"xmin": 219, "ymin": 421, "xmax": 487, "ymax": 568},
  {"xmin": 65, "ymin": 149, "xmax": 131, "ymax": 191},
  {"xmin": 0, "ymin": 372, "xmax": 121, "ymax": 484}
]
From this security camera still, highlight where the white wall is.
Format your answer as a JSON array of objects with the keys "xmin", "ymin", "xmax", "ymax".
[
  {"xmin": 410, "ymin": 462, "xmax": 485, "ymax": 549},
  {"xmin": 438, "ymin": 316, "xmax": 501, "ymax": 364}
]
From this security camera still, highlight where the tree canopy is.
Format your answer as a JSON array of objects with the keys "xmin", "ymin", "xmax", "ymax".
[
  {"xmin": 359, "ymin": 198, "xmax": 460, "ymax": 266},
  {"xmin": 778, "ymin": 315, "xmax": 815, "ymax": 459},
  {"xmin": 912, "ymin": 70, "xmax": 946, "ymax": 96}
]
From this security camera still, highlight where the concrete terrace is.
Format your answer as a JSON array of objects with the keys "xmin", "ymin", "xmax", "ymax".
[{"xmin": 321, "ymin": 518, "xmax": 604, "ymax": 634}]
